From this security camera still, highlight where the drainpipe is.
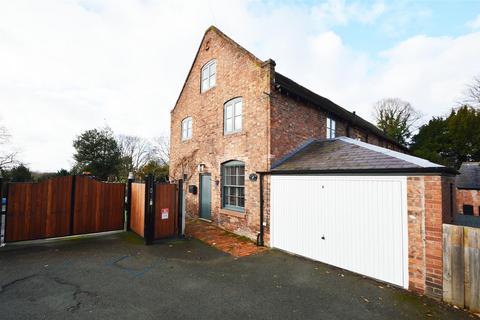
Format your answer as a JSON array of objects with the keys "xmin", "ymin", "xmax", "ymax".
[{"xmin": 256, "ymin": 172, "xmax": 265, "ymax": 246}]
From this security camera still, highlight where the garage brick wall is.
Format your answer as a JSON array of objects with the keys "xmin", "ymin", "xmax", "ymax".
[
  {"xmin": 407, "ymin": 175, "xmax": 456, "ymax": 299},
  {"xmin": 456, "ymin": 189, "xmax": 480, "ymax": 215}
]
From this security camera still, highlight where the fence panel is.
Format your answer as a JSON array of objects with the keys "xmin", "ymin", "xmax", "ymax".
[
  {"xmin": 443, "ymin": 224, "xmax": 464, "ymax": 307},
  {"xmin": 73, "ymin": 176, "xmax": 125, "ymax": 235},
  {"xmin": 5, "ymin": 176, "xmax": 73, "ymax": 242},
  {"xmin": 464, "ymin": 227, "xmax": 480, "ymax": 312},
  {"xmin": 130, "ymin": 182, "xmax": 145, "ymax": 237},
  {"xmin": 154, "ymin": 183, "xmax": 178, "ymax": 240},
  {"xmin": 443, "ymin": 224, "xmax": 480, "ymax": 313}
]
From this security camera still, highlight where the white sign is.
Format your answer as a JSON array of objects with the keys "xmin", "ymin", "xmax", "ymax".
[{"xmin": 161, "ymin": 208, "xmax": 169, "ymax": 220}]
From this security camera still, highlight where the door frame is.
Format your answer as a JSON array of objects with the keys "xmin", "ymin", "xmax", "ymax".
[{"xmin": 198, "ymin": 173, "xmax": 212, "ymax": 221}]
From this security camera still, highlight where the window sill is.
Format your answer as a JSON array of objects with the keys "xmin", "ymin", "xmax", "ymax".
[
  {"xmin": 201, "ymin": 85, "xmax": 216, "ymax": 94},
  {"xmin": 223, "ymin": 131, "xmax": 245, "ymax": 138},
  {"xmin": 220, "ymin": 208, "xmax": 246, "ymax": 218}
]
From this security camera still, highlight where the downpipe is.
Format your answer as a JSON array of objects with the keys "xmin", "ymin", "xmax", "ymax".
[{"xmin": 256, "ymin": 172, "xmax": 264, "ymax": 246}]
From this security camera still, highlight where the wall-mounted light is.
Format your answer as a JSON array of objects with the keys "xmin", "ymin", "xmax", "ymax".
[{"xmin": 198, "ymin": 163, "xmax": 206, "ymax": 173}]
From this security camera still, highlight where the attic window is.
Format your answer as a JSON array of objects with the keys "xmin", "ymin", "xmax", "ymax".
[
  {"xmin": 201, "ymin": 60, "xmax": 216, "ymax": 92},
  {"xmin": 181, "ymin": 117, "xmax": 192, "ymax": 141},
  {"xmin": 327, "ymin": 117, "xmax": 336, "ymax": 139}
]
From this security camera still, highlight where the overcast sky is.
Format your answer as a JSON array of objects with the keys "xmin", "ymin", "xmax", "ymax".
[{"xmin": 1, "ymin": 0, "xmax": 480, "ymax": 172}]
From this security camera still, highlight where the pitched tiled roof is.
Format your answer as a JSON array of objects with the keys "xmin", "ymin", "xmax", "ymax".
[
  {"xmin": 274, "ymin": 72, "xmax": 407, "ymax": 151},
  {"xmin": 271, "ymin": 137, "xmax": 455, "ymax": 174},
  {"xmin": 457, "ymin": 162, "xmax": 480, "ymax": 189}
]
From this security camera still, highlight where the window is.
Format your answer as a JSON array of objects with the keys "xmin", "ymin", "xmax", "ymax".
[
  {"xmin": 463, "ymin": 204, "xmax": 474, "ymax": 215},
  {"xmin": 201, "ymin": 60, "xmax": 216, "ymax": 92},
  {"xmin": 224, "ymin": 98, "xmax": 243, "ymax": 134},
  {"xmin": 222, "ymin": 161, "xmax": 245, "ymax": 211},
  {"xmin": 327, "ymin": 117, "xmax": 336, "ymax": 139},
  {"xmin": 181, "ymin": 117, "xmax": 192, "ymax": 140}
]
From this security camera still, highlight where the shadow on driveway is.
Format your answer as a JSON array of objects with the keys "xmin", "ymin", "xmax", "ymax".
[{"xmin": 0, "ymin": 232, "xmax": 475, "ymax": 320}]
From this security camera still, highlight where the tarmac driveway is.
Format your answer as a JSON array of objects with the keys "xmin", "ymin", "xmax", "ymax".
[{"xmin": 0, "ymin": 232, "xmax": 474, "ymax": 320}]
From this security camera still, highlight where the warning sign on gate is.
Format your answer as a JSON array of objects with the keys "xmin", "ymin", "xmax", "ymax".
[{"xmin": 161, "ymin": 208, "xmax": 169, "ymax": 220}]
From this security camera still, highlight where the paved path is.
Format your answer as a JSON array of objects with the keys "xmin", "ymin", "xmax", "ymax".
[
  {"xmin": 186, "ymin": 218, "xmax": 266, "ymax": 257},
  {"xmin": 0, "ymin": 232, "xmax": 475, "ymax": 320}
]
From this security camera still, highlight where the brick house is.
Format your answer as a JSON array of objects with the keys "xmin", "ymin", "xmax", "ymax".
[
  {"xmin": 170, "ymin": 26, "xmax": 456, "ymax": 299},
  {"xmin": 456, "ymin": 162, "xmax": 480, "ymax": 216}
]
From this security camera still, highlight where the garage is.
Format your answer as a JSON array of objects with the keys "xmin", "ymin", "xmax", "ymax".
[
  {"xmin": 270, "ymin": 174, "xmax": 408, "ymax": 288},
  {"xmin": 267, "ymin": 137, "xmax": 456, "ymax": 290}
]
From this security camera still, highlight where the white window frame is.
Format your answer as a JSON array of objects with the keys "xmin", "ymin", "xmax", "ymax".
[
  {"xmin": 181, "ymin": 117, "xmax": 192, "ymax": 141},
  {"xmin": 201, "ymin": 59, "xmax": 216, "ymax": 93},
  {"xmin": 222, "ymin": 160, "xmax": 245, "ymax": 212},
  {"xmin": 224, "ymin": 98, "xmax": 243, "ymax": 134},
  {"xmin": 327, "ymin": 117, "xmax": 336, "ymax": 139}
]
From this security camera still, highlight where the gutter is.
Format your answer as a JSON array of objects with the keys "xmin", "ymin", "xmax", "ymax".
[{"xmin": 268, "ymin": 167, "xmax": 458, "ymax": 175}]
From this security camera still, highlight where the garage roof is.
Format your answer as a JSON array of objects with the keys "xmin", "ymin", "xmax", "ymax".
[
  {"xmin": 456, "ymin": 162, "xmax": 480, "ymax": 189},
  {"xmin": 271, "ymin": 137, "xmax": 457, "ymax": 174}
]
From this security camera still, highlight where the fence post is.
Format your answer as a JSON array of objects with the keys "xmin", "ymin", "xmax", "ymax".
[
  {"xmin": 0, "ymin": 176, "xmax": 4, "ymax": 246},
  {"xmin": 144, "ymin": 174, "xmax": 155, "ymax": 245},
  {"xmin": 126, "ymin": 173, "xmax": 133, "ymax": 231},
  {"xmin": 69, "ymin": 175, "xmax": 76, "ymax": 236}
]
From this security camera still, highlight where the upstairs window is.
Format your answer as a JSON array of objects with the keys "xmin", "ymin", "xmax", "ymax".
[
  {"xmin": 222, "ymin": 161, "xmax": 245, "ymax": 211},
  {"xmin": 201, "ymin": 60, "xmax": 216, "ymax": 92},
  {"xmin": 181, "ymin": 117, "xmax": 192, "ymax": 140},
  {"xmin": 327, "ymin": 117, "xmax": 336, "ymax": 139},
  {"xmin": 224, "ymin": 98, "xmax": 243, "ymax": 134}
]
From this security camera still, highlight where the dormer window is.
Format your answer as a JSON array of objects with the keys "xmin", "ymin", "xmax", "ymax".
[
  {"xmin": 327, "ymin": 117, "xmax": 336, "ymax": 139},
  {"xmin": 181, "ymin": 117, "xmax": 192, "ymax": 141},
  {"xmin": 201, "ymin": 60, "xmax": 216, "ymax": 92}
]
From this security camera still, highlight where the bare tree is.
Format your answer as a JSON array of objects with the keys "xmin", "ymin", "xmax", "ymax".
[
  {"xmin": 116, "ymin": 135, "xmax": 154, "ymax": 176},
  {"xmin": 0, "ymin": 124, "xmax": 18, "ymax": 170},
  {"xmin": 151, "ymin": 136, "xmax": 170, "ymax": 165},
  {"xmin": 373, "ymin": 98, "xmax": 422, "ymax": 146},
  {"xmin": 464, "ymin": 76, "xmax": 480, "ymax": 108}
]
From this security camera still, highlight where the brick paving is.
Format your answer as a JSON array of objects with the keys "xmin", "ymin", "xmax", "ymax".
[{"xmin": 185, "ymin": 218, "xmax": 267, "ymax": 257}]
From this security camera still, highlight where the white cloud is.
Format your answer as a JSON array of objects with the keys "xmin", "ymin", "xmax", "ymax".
[
  {"xmin": 467, "ymin": 14, "xmax": 480, "ymax": 30},
  {"xmin": 0, "ymin": 0, "xmax": 479, "ymax": 171},
  {"xmin": 311, "ymin": 0, "xmax": 386, "ymax": 26}
]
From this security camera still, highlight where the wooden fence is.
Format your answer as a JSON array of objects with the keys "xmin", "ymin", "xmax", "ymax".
[
  {"xmin": 3, "ymin": 176, "xmax": 125, "ymax": 242},
  {"xmin": 130, "ymin": 182, "xmax": 145, "ymax": 237},
  {"xmin": 5, "ymin": 176, "xmax": 73, "ymax": 242},
  {"xmin": 127, "ymin": 176, "xmax": 181, "ymax": 244},
  {"xmin": 443, "ymin": 224, "xmax": 480, "ymax": 312}
]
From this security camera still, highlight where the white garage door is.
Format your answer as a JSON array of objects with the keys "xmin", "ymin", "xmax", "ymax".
[{"xmin": 270, "ymin": 175, "xmax": 408, "ymax": 288}]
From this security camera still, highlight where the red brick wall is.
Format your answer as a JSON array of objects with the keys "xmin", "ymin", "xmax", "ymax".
[
  {"xmin": 269, "ymin": 88, "xmax": 405, "ymax": 163},
  {"xmin": 456, "ymin": 189, "xmax": 480, "ymax": 215},
  {"xmin": 169, "ymin": 28, "xmax": 272, "ymax": 240},
  {"xmin": 407, "ymin": 175, "xmax": 455, "ymax": 299},
  {"xmin": 407, "ymin": 176, "xmax": 426, "ymax": 294}
]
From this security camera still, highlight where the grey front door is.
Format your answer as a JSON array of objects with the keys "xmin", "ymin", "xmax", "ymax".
[{"xmin": 199, "ymin": 174, "xmax": 211, "ymax": 220}]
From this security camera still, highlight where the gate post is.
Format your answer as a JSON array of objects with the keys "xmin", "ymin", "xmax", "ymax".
[
  {"xmin": 0, "ymin": 175, "xmax": 4, "ymax": 246},
  {"xmin": 126, "ymin": 173, "xmax": 133, "ymax": 231},
  {"xmin": 144, "ymin": 174, "xmax": 156, "ymax": 245},
  {"xmin": 177, "ymin": 179, "xmax": 184, "ymax": 237}
]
